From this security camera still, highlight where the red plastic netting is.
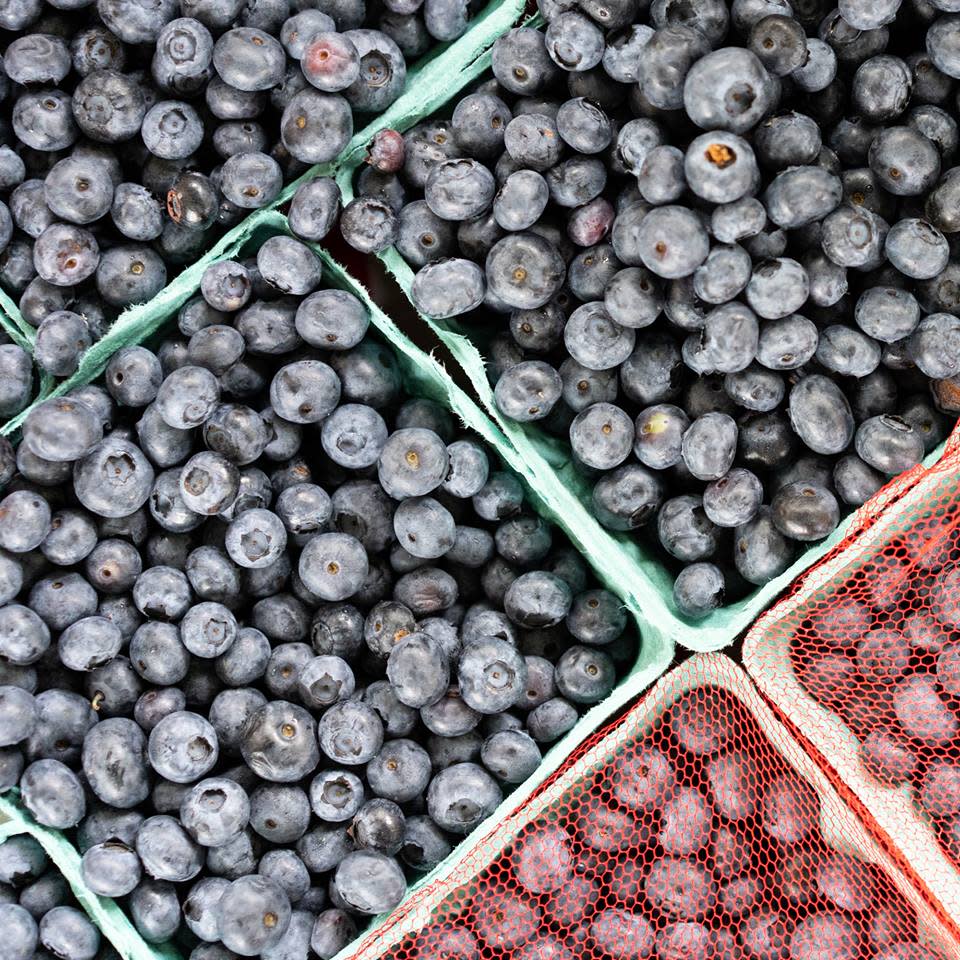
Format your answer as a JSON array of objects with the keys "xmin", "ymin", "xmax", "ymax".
[
  {"xmin": 348, "ymin": 657, "xmax": 958, "ymax": 960},
  {"xmin": 745, "ymin": 436, "xmax": 960, "ymax": 935}
]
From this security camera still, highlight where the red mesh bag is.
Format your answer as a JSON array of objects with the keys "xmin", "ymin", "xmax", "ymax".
[
  {"xmin": 745, "ymin": 439, "xmax": 960, "ymax": 931},
  {"xmin": 346, "ymin": 655, "xmax": 960, "ymax": 960}
]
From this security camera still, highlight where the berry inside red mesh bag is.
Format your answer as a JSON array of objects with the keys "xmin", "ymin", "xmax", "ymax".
[
  {"xmin": 348, "ymin": 656, "xmax": 959, "ymax": 960},
  {"xmin": 745, "ymin": 447, "xmax": 960, "ymax": 927}
]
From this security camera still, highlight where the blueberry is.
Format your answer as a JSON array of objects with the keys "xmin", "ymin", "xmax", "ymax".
[
  {"xmin": 834, "ymin": 454, "xmax": 885, "ymax": 506},
  {"xmin": 693, "ymin": 245, "xmax": 752, "ymax": 306},
  {"xmin": 684, "ymin": 46, "xmax": 777, "ymax": 134},
  {"xmin": 563, "ymin": 589, "xmax": 624, "ymax": 647},
  {"xmin": 427, "ymin": 762, "xmax": 502, "ymax": 834},
  {"xmin": 477, "ymin": 728, "xmax": 540, "ymax": 784},
  {"xmin": 504, "ymin": 572, "xmax": 572, "ymax": 631},
  {"xmin": 771, "ymin": 481, "xmax": 840, "ymax": 541},
  {"xmin": 295, "ymin": 655, "xmax": 354, "ymax": 709},
  {"xmin": 0, "ymin": 684, "xmax": 37, "ymax": 746},
  {"xmin": 127, "ymin": 878, "xmax": 181, "ymax": 943},
  {"xmin": 635, "ymin": 205, "xmax": 710, "ymax": 279},
  {"xmin": 492, "ymin": 27, "xmax": 559, "ymax": 96},
  {"xmin": 33, "ymin": 223, "xmax": 99, "ymax": 287},
  {"xmin": 318, "ymin": 699, "xmax": 383, "ymax": 766},
  {"xmin": 592, "ymin": 464, "xmax": 663, "ymax": 532},
  {"xmin": 788, "ymin": 375, "xmax": 855, "ymax": 455},
  {"xmin": 331, "ymin": 850, "xmax": 404, "ymax": 915},
  {"xmin": 854, "ymin": 286, "xmax": 921, "ymax": 345},
  {"xmin": 296, "ymin": 531, "xmax": 365, "ymax": 600},
  {"xmin": 547, "ymin": 157, "xmax": 607, "ymax": 211},
  {"xmin": 562, "ymin": 304, "xmax": 635, "ymax": 375},
  {"xmin": 20, "ymin": 758, "xmax": 86, "ymax": 828},
  {"xmin": 568, "ymin": 403, "xmax": 633, "ymax": 470},
  {"xmin": 0, "ymin": 835, "xmax": 47, "ymax": 886},
  {"xmin": 349, "ymin": 797, "xmax": 404, "ymax": 855},
  {"xmin": 634, "ymin": 25, "xmax": 705, "ymax": 109},
  {"xmin": 856, "ymin": 415, "xmax": 925, "ymax": 474},
  {"xmin": 81, "ymin": 841, "xmax": 142, "ymax": 897},
  {"xmin": 600, "ymin": 21, "xmax": 653, "ymax": 81},
  {"xmin": 543, "ymin": 11, "xmax": 604, "ymax": 71},
  {"xmin": 493, "ymin": 171, "xmax": 549, "ymax": 233},
  {"xmin": 216, "ymin": 875, "xmax": 292, "ymax": 956},
  {"xmin": 288, "ymin": 177, "xmax": 341, "ymax": 242},
  {"xmin": 409, "ymin": 257, "xmax": 486, "ymax": 319},
  {"xmin": 220, "ymin": 152, "xmax": 282, "ymax": 209},
  {"xmin": 554, "ymin": 645, "xmax": 615, "ymax": 703},
  {"xmin": 179, "ymin": 777, "xmax": 250, "ymax": 848},
  {"xmin": 734, "ymin": 506, "xmax": 794, "ymax": 585},
  {"xmin": 507, "ymin": 824, "xmax": 572, "ymax": 899},
  {"xmin": 885, "ymin": 217, "xmax": 950, "ymax": 278},
  {"xmin": 309, "ymin": 910, "xmax": 356, "ymax": 960},
  {"xmin": 1, "ymin": 904, "xmax": 38, "ymax": 960},
  {"xmin": 39, "ymin": 907, "xmax": 100, "ymax": 960},
  {"xmin": 457, "ymin": 637, "xmax": 527, "ymax": 714},
  {"xmin": 240, "ymin": 700, "xmax": 320, "ymax": 782},
  {"xmin": 179, "ymin": 876, "xmax": 230, "ymax": 944},
  {"xmin": 281, "ymin": 87, "xmax": 353, "ymax": 165},
  {"xmin": 58, "ymin": 616, "xmax": 124, "ymax": 672},
  {"xmin": 341, "ymin": 30, "xmax": 406, "ymax": 113},
  {"xmin": 13, "ymin": 89, "xmax": 79, "ymax": 152},
  {"xmin": 383, "ymin": 631, "xmax": 448, "ymax": 708},
  {"xmin": 148, "ymin": 710, "xmax": 219, "ymax": 783},
  {"xmin": 681, "ymin": 413, "xmax": 738, "ymax": 481},
  {"xmin": 869, "ymin": 125, "xmax": 941, "ymax": 196},
  {"xmin": 493, "ymin": 361, "xmax": 562, "ymax": 423},
  {"xmin": 703, "ymin": 468, "xmax": 763, "ymax": 527},
  {"xmin": 588, "ymin": 908, "xmax": 656, "ymax": 960}
]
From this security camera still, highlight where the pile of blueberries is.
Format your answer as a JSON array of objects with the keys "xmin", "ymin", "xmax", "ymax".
[
  {"xmin": 407, "ymin": 687, "xmax": 940, "ymax": 960},
  {"xmin": 1, "ymin": 841, "xmax": 107, "ymax": 960},
  {"xmin": 348, "ymin": 0, "xmax": 960, "ymax": 616},
  {"xmin": 0, "ymin": 0, "xmax": 485, "ymax": 411},
  {"xmin": 0, "ymin": 239, "xmax": 637, "ymax": 960}
]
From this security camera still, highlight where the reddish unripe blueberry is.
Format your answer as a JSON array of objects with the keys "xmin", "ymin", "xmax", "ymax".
[{"xmin": 366, "ymin": 130, "xmax": 405, "ymax": 173}]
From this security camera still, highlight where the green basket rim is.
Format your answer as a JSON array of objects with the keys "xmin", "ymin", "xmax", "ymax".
[
  {"xmin": 0, "ymin": 0, "xmax": 529, "ymax": 429},
  {"xmin": 0, "ymin": 208, "xmax": 676, "ymax": 960}
]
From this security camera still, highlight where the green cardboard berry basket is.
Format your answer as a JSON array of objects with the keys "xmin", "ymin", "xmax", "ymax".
[
  {"xmin": 338, "ymin": 654, "xmax": 960, "ymax": 960},
  {"xmin": 0, "ymin": 1, "xmax": 957, "ymax": 957},
  {"xmin": 0, "ymin": 203, "xmax": 674, "ymax": 959},
  {"xmin": 333, "ymin": 97, "xmax": 958, "ymax": 655},
  {"xmin": 743, "ymin": 435, "xmax": 960, "ymax": 930},
  {"xmin": 0, "ymin": 792, "xmax": 181, "ymax": 960},
  {"xmin": 0, "ymin": 0, "xmax": 531, "ymax": 431}
]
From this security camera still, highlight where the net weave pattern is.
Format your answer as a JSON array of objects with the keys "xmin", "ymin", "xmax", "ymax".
[{"xmin": 350, "ymin": 657, "xmax": 954, "ymax": 960}]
